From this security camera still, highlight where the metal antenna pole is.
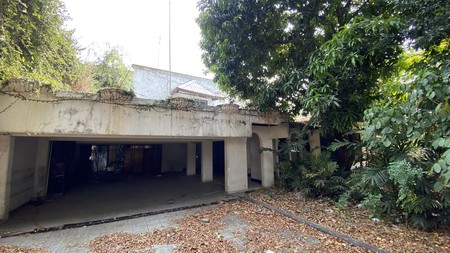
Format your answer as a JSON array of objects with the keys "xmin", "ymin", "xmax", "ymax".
[
  {"xmin": 168, "ymin": 0, "xmax": 172, "ymax": 96},
  {"xmin": 158, "ymin": 35, "xmax": 161, "ymax": 68}
]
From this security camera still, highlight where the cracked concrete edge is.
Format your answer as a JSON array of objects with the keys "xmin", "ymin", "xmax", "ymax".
[
  {"xmin": 0, "ymin": 197, "xmax": 240, "ymax": 239},
  {"xmin": 241, "ymin": 195, "xmax": 391, "ymax": 253}
]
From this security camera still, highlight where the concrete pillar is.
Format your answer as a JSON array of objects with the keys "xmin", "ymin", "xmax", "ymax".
[
  {"xmin": 260, "ymin": 138, "xmax": 275, "ymax": 187},
  {"xmin": 201, "ymin": 140, "xmax": 213, "ymax": 182},
  {"xmin": 186, "ymin": 143, "xmax": 196, "ymax": 176},
  {"xmin": 0, "ymin": 136, "xmax": 14, "ymax": 221},
  {"xmin": 308, "ymin": 129, "xmax": 321, "ymax": 155},
  {"xmin": 273, "ymin": 139, "xmax": 280, "ymax": 164},
  {"xmin": 224, "ymin": 137, "xmax": 248, "ymax": 194},
  {"xmin": 34, "ymin": 138, "xmax": 50, "ymax": 198}
]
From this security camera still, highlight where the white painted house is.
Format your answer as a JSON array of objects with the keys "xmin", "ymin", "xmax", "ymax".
[
  {"xmin": 0, "ymin": 72, "xmax": 289, "ymax": 221},
  {"xmin": 133, "ymin": 65, "xmax": 225, "ymax": 104}
]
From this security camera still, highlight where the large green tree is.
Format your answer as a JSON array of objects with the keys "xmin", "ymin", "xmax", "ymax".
[
  {"xmin": 199, "ymin": 0, "xmax": 450, "ymax": 228},
  {"xmin": 197, "ymin": 0, "xmax": 385, "ymax": 132},
  {"xmin": 0, "ymin": 0, "xmax": 80, "ymax": 89},
  {"xmin": 93, "ymin": 46, "xmax": 133, "ymax": 91}
]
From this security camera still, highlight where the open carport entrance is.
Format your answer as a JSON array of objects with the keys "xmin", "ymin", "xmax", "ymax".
[
  {"xmin": 1, "ymin": 138, "xmax": 231, "ymax": 234},
  {"xmin": 47, "ymin": 140, "xmax": 226, "ymax": 196},
  {"xmin": 48, "ymin": 142, "xmax": 166, "ymax": 195}
]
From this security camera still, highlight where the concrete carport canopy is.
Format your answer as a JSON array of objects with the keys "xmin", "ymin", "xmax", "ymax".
[{"xmin": 0, "ymin": 86, "xmax": 288, "ymax": 231}]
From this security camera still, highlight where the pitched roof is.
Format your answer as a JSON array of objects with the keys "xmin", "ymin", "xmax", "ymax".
[{"xmin": 171, "ymin": 80, "xmax": 223, "ymax": 99}]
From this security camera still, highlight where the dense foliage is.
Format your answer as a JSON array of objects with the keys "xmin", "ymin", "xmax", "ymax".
[
  {"xmin": 350, "ymin": 39, "xmax": 450, "ymax": 229},
  {"xmin": 198, "ymin": 0, "xmax": 388, "ymax": 134},
  {"xmin": 199, "ymin": 0, "xmax": 450, "ymax": 229},
  {"xmin": 0, "ymin": 0, "xmax": 80, "ymax": 89},
  {"xmin": 0, "ymin": 1, "xmax": 133, "ymax": 92},
  {"xmin": 277, "ymin": 137, "xmax": 347, "ymax": 199}
]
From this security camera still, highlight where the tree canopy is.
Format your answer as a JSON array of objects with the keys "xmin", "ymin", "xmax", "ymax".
[
  {"xmin": 93, "ymin": 46, "xmax": 134, "ymax": 91},
  {"xmin": 0, "ymin": 1, "xmax": 134, "ymax": 92},
  {"xmin": 198, "ymin": 0, "xmax": 385, "ymax": 128},
  {"xmin": 198, "ymin": 0, "xmax": 448, "ymax": 135},
  {"xmin": 0, "ymin": 0, "xmax": 80, "ymax": 89},
  {"xmin": 198, "ymin": 0, "xmax": 450, "ymax": 228}
]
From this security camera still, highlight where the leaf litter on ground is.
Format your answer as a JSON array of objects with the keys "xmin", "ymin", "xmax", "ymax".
[
  {"xmin": 1, "ymin": 188, "xmax": 448, "ymax": 252},
  {"xmin": 249, "ymin": 188, "xmax": 450, "ymax": 253}
]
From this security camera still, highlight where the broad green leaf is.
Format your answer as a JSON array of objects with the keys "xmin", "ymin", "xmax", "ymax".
[
  {"xmin": 433, "ymin": 181, "xmax": 444, "ymax": 192},
  {"xmin": 375, "ymin": 121, "xmax": 382, "ymax": 129},
  {"xmin": 433, "ymin": 163, "xmax": 442, "ymax": 173}
]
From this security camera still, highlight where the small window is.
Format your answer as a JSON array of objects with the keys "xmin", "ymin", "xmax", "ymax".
[{"xmin": 194, "ymin": 99, "xmax": 208, "ymax": 107}]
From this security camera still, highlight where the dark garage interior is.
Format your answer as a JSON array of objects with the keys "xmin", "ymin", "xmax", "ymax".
[
  {"xmin": 0, "ymin": 140, "xmax": 233, "ymax": 234},
  {"xmin": 47, "ymin": 141, "xmax": 227, "ymax": 196}
]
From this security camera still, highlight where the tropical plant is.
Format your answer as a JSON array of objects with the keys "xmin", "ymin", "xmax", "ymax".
[
  {"xmin": 355, "ymin": 40, "xmax": 450, "ymax": 229},
  {"xmin": 276, "ymin": 126, "xmax": 347, "ymax": 199},
  {"xmin": 199, "ymin": 0, "xmax": 450, "ymax": 228}
]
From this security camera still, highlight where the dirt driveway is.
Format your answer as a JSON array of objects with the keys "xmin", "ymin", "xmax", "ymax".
[
  {"xmin": 2, "ymin": 190, "xmax": 448, "ymax": 252},
  {"xmin": 0, "ymin": 198, "xmax": 367, "ymax": 253}
]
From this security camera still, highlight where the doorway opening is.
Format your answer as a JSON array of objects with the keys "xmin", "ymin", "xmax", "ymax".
[{"xmin": 247, "ymin": 133, "xmax": 262, "ymax": 184}]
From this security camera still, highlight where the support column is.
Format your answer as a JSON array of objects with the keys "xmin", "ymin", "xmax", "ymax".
[
  {"xmin": 0, "ymin": 136, "xmax": 14, "ymax": 221},
  {"xmin": 34, "ymin": 138, "xmax": 50, "ymax": 198},
  {"xmin": 260, "ymin": 138, "xmax": 275, "ymax": 187},
  {"xmin": 308, "ymin": 129, "xmax": 321, "ymax": 155},
  {"xmin": 225, "ymin": 137, "xmax": 248, "ymax": 194},
  {"xmin": 201, "ymin": 140, "xmax": 213, "ymax": 182},
  {"xmin": 186, "ymin": 143, "xmax": 196, "ymax": 176}
]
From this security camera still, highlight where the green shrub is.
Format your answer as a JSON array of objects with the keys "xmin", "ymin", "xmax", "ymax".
[{"xmin": 278, "ymin": 150, "xmax": 347, "ymax": 200}]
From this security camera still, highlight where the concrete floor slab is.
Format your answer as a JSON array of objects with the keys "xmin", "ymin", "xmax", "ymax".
[
  {"xmin": 0, "ymin": 207, "xmax": 212, "ymax": 253},
  {"xmin": 0, "ymin": 173, "xmax": 250, "ymax": 235}
]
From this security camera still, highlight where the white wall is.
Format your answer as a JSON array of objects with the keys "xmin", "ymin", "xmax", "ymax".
[
  {"xmin": 9, "ymin": 137, "xmax": 38, "ymax": 211},
  {"xmin": 225, "ymin": 137, "xmax": 248, "ymax": 193},
  {"xmin": 0, "ymin": 136, "xmax": 14, "ymax": 220},
  {"xmin": 133, "ymin": 65, "xmax": 221, "ymax": 100},
  {"xmin": 34, "ymin": 139, "xmax": 49, "ymax": 198},
  {"xmin": 161, "ymin": 143, "xmax": 187, "ymax": 172}
]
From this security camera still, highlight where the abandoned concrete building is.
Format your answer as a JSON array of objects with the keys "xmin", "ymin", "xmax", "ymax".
[{"xmin": 0, "ymin": 68, "xmax": 306, "ymax": 222}]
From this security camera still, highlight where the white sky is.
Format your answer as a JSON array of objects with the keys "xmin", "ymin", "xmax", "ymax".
[{"xmin": 63, "ymin": 0, "xmax": 210, "ymax": 78}]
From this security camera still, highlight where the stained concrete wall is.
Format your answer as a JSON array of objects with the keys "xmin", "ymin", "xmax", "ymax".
[
  {"xmin": 224, "ymin": 137, "xmax": 248, "ymax": 193},
  {"xmin": 0, "ymin": 94, "xmax": 260, "ymax": 138},
  {"xmin": 252, "ymin": 125, "xmax": 289, "ymax": 187},
  {"xmin": 201, "ymin": 140, "xmax": 213, "ymax": 182},
  {"xmin": 0, "ymin": 136, "xmax": 14, "ymax": 220},
  {"xmin": 161, "ymin": 144, "xmax": 187, "ymax": 172},
  {"xmin": 9, "ymin": 137, "xmax": 38, "ymax": 211}
]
